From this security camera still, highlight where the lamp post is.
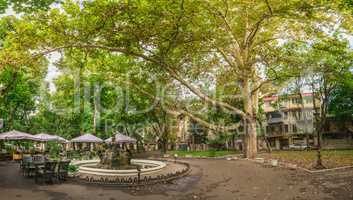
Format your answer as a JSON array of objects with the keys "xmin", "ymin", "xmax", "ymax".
[
  {"xmin": 136, "ymin": 165, "xmax": 141, "ymax": 184},
  {"xmin": 313, "ymin": 112, "xmax": 325, "ymax": 169}
]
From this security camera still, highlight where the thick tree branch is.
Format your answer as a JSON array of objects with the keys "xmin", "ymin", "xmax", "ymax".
[
  {"xmin": 163, "ymin": 66, "xmax": 248, "ymax": 119},
  {"xmin": 203, "ymin": 1, "xmax": 241, "ymax": 54},
  {"xmin": 33, "ymin": 43, "xmax": 249, "ymax": 120},
  {"xmin": 216, "ymin": 47, "xmax": 238, "ymax": 69},
  {"xmin": 167, "ymin": 108, "xmax": 241, "ymax": 132},
  {"xmin": 122, "ymin": 77, "xmax": 242, "ymax": 132},
  {"xmin": 264, "ymin": 0, "xmax": 273, "ymax": 15}
]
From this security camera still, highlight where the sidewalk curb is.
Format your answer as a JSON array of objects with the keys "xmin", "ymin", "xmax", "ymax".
[
  {"xmin": 247, "ymin": 158, "xmax": 353, "ymax": 174},
  {"xmin": 155, "ymin": 154, "xmax": 242, "ymax": 160}
]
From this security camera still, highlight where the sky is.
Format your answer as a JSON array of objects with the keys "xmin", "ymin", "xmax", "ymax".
[{"xmin": 44, "ymin": 53, "xmax": 62, "ymax": 92}]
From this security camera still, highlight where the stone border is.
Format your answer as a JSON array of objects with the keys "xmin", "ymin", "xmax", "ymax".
[
  {"xmin": 247, "ymin": 157, "xmax": 353, "ymax": 174},
  {"xmin": 75, "ymin": 159, "xmax": 167, "ymax": 176},
  {"xmin": 74, "ymin": 160, "xmax": 191, "ymax": 187},
  {"xmin": 297, "ymin": 165, "xmax": 353, "ymax": 173},
  {"xmin": 162, "ymin": 154, "xmax": 241, "ymax": 160}
]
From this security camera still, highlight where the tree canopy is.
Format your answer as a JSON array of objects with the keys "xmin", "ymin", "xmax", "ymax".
[{"xmin": 0, "ymin": 0, "xmax": 352, "ymax": 158}]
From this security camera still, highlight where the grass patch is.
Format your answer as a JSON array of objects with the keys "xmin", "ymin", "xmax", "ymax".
[
  {"xmin": 168, "ymin": 150, "xmax": 238, "ymax": 158},
  {"xmin": 260, "ymin": 150, "xmax": 353, "ymax": 169}
]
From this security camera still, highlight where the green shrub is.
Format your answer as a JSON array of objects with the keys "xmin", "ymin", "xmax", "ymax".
[
  {"xmin": 68, "ymin": 164, "xmax": 78, "ymax": 173},
  {"xmin": 47, "ymin": 141, "xmax": 62, "ymax": 159}
]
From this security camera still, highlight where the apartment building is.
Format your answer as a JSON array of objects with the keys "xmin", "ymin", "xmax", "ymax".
[
  {"xmin": 172, "ymin": 93, "xmax": 353, "ymax": 151},
  {"xmin": 263, "ymin": 93, "xmax": 317, "ymax": 150},
  {"xmin": 263, "ymin": 92, "xmax": 353, "ymax": 150}
]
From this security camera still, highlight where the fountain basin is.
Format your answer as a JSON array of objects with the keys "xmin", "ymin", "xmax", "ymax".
[{"xmin": 74, "ymin": 159, "xmax": 167, "ymax": 177}]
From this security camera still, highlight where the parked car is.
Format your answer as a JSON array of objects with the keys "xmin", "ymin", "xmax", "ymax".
[{"xmin": 289, "ymin": 143, "xmax": 310, "ymax": 150}]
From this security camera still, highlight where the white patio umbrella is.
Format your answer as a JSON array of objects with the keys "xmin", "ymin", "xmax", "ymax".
[
  {"xmin": 105, "ymin": 133, "xmax": 137, "ymax": 144},
  {"xmin": 33, "ymin": 133, "xmax": 68, "ymax": 143},
  {"xmin": 71, "ymin": 133, "xmax": 103, "ymax": 151},
  {"xmin": 33, "ymin": 133, "xmax": 68, "ymax": 152},
  {"xmin": 56, "ymin": 135, "xmax": 69, "ymax": 143},
  {"xmin": 0, "ymin": 130, "xmax": 37, "ymax": 158},
  {"xmin": 0, "ymin": 130, "xmax": 37, "ymax": 141},
  {"xmin": 71, "ymin": 133, "xmax": 103, "ymax": 143}
]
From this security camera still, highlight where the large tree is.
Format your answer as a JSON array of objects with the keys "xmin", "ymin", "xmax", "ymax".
[{"xmin": 1, "ymin": 0, "xmax": 345, "ymax": 158}]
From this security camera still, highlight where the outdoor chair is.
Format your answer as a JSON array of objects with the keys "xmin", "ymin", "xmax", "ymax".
[
  {"xmin": 33, "ymin": 155, "xmax": 46, "ymax": 163},
  {"xmin": 57, "ymin": 160, "xmax": 71, "ymax": 181},
  {"xmin": 20, "ymin": 155, "xmax": 31, "ymax": 169},
  {"xmin": 35, "ymin": 161, "xmax": 57, "ymax": 184},
  {"xmin": 21, "ymin": 156, "xmax": 34, "ymax": 177}
]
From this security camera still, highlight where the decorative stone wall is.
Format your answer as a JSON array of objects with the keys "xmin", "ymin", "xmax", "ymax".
[{"xmin": 74, "ymin": 160, "xmax": 190, "ymax": 186}]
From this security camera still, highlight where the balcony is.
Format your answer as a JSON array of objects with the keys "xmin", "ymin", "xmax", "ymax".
[
  {"xmin": 266, "ymin": 131, "xmax": 289, "ymax": 138},
  {"xmin": 266, "ymin": 111, "xmax": 289, "ymax": 124},
  {"xmin": 267, "ymin": 117, "xmax": 287, "ymax": 124}
]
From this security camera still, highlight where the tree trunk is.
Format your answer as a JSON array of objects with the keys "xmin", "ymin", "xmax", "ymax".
[
  {"xmin": 245, "ymin": 119, "xmax": 257, "ymax": 158},
  {"xmin": 242, "ymin": 78, "xmax": 258, "ymax": 158},
  {"xmin": 78, "ymin": 66, "xmax": 85, "ymax": 135},
  {"xmin": 93, "ymin": 86, "xmax": 99, "ymax": 135},
  {"xmin": 264, "ymin": 136, "xmax": 272, "ymax": 153}
]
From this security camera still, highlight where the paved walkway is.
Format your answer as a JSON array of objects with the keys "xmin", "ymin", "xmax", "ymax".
[{"xmin": 0, "ymin": 159, "xmax": 352, "ymax": 200}]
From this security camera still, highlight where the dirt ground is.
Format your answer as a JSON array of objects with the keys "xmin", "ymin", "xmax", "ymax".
[{"xmin": 0, "ymin": 159, "xmax": 352, "ymax": 200}]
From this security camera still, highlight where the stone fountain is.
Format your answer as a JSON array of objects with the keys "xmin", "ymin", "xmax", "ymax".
[
  {"xmin": 73, "ymin": 133, "xmax": 190, "ymax": 185},
  {"xmin": 97, "ymin": 136, "xmax": 132, "ymax": 169}
]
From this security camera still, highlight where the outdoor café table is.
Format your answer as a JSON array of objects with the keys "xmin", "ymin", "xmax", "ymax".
[
  {"xmin": 34, "ymin": 160, "xmax": 57, "ymax": 183},
  {"xmin": 25, "ymin": 160, "xmax": 45, "ymax": 177}
]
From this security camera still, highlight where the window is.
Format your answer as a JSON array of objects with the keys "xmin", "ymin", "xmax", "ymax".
[
  {"xmin": 283, "ymin": 112, "xmax": 288, "ymax": 119},
  {"xmin": 293, "ymin": 111, "xmax": 302, "ymax": 120},
  {"xmin": 298, "ymin": 110, "xmax": 303, "ymax": 120},
  {"xmin": 292, "ymin": 124, "xmax": 297, "ymax": 133},
  {"xmin": 284, "ymin": 125, "xmax": 289, "ymax": 133}
]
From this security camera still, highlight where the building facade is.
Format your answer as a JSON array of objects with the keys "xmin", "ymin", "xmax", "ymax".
[
  {"xmin": 263, "ymin": 93, "xmax": 317, "ymax": 150},
  {"xmin": 171, "ymin": 93, "xmax": 353, "ymax": 151},
  {"xmin": 263, "ymin": 93, "xmax": 353, "ymax": 150}
]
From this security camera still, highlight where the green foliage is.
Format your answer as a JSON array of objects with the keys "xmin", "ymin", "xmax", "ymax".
[
  {"xmin": 329, "ymin": 76, "xmax": 353, "ymax": 120},
  {"xmin": 46, "ymin": 141, "xmax": 61, "ymax": 159},
  {"xmin": 339, "ymin": 0, "xmax": 353, "ymax": 14},
  {"xmin": 0, "ymin": 65, "xmax": 46, "ymax": 130},
  {"xmin": 0, "ymin": 0, "xmax": 59, "ymax": 14},
  {"xmin": 2, "ymin": 141, "xmax": 34, "ymax": 153},
  {"xmin": 68, "ymin": 164, "xmax": 78, "ymax": 173},
  {"xmin": 207, "ymin": 133, "xmax": 232, "ymax": 150},
  {"xmin": 0, "ymin": 0, "xmax": 351, "ymax": 157}
]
